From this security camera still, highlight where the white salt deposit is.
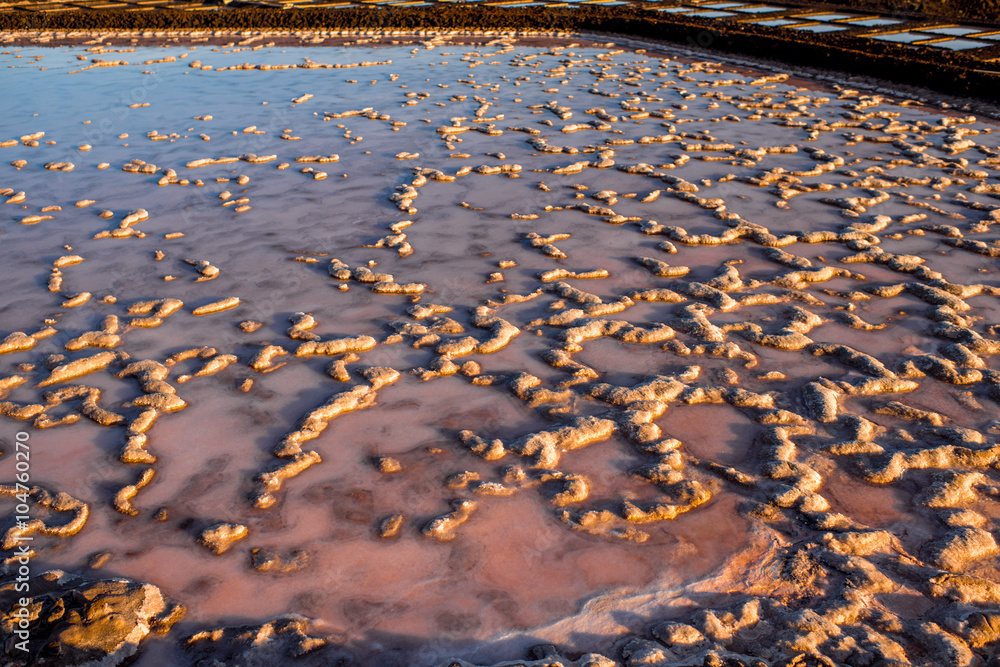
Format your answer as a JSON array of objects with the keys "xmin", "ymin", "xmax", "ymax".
[{"xmin": 1, "ymin": 33, "xmax": 999, "ymax": 667}]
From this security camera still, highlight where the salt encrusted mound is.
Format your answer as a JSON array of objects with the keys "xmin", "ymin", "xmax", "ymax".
[
  {"xmin": 184, "ymin": 615, "xmax": 349, "ymax": 666},
  {"xmin": 198, "ymin": 522, "xmax": 249, "ymax": 555},
  {"xmin": 0, "ymin": 570, "xmax": 185, "ymax": 666},
  {"xmin": 441, "ymin": 582, "xmax": 1000, "ymax": 666}
]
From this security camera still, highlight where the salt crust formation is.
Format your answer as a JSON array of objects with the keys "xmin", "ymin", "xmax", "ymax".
[
  {"xmin": 0, "ymin": 570, "xmax": 185, "ymax": 666},
  {"xmin": 0, "ymin": 32, "xmax": 999, "ymax": 667}
]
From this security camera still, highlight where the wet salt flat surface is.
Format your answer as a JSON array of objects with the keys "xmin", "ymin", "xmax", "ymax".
[
  {"xmin": 1, "ymin": 34, "xmax": 1000, "ymax": 667},
  {"xmin": 921, "ymin": 26, "xmax": 982, "ymax": 37},
  {"xmin": 868, "ymin": 32, "xmax": 935, "ymax": 43},
  {"xmin": 729, "ymin": 5, "xmax": 784, "ymax": 12},
  {"xmin": 753, "ymin": 18, "xmax": 797, "ymax": 26},
  {"xmin": 793, "ymin": 12, "xmax": 856, "ymax": 21},
  {"xmin": 844, "ymin": 17, "xmax": 904, "ymax": 27},
  {"xmin": 791, "ymin": 24, "xmax": 847, "ymax": 33},
  {"xmin": 925, "ymin": 38, "xmax": 992, "ymax": 51},
  {"xmin": 684, "ymin": 10, "xmax": 735, "ymax": 18}
]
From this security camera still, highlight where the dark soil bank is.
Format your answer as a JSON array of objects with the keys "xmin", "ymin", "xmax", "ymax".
[{"xmin": 2, "ymin": 3, "xmax": 1000, "ymax": 102}]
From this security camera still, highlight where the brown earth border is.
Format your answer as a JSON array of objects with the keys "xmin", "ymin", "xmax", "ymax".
[{"xmin": 1, "ymin": 5, "xmax": 999, "ymax": 103}]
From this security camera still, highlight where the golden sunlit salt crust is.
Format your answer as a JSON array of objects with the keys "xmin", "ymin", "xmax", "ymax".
[
  {"xmin": 0, "ymin": 484, "xmax": 89, "ymax": 551},
  {"xmin": 191, "ymin": 296, "xmax": 240, "ymax": 315},
  {"xmin": 3, "ymin": 33, "xmax": 1000, "ymax": 667}
]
